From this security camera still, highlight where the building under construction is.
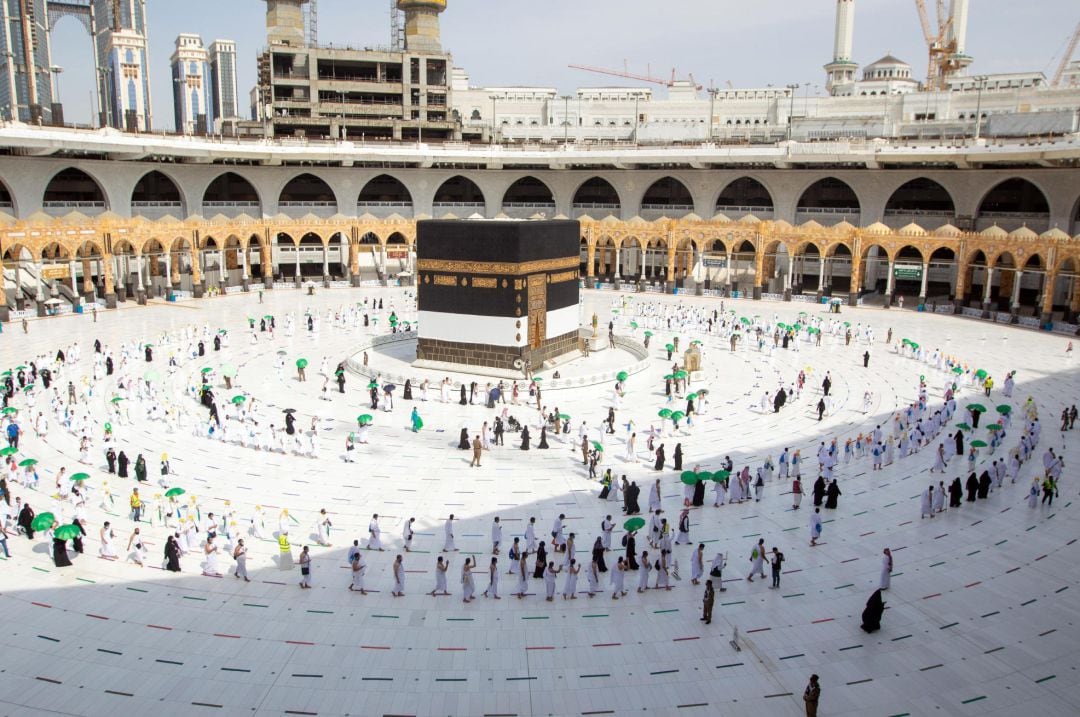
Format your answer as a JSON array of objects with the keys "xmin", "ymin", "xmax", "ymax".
[{"xmin": 254, "ymin": 0, "xmax": 458, "ymax": 141}]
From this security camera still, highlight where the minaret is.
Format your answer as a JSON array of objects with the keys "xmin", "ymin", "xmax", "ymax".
[
  {"xmin": 945, "ymin": 0, "xmax": 973, "ymax": 76},
  {"xmin": 396, "ymin": 0, "xmax": 446, "ymax": 52},
  {"xmin": 824, "ymin": 0, "xmax": 859, "ymax": 95},
  {"xmin": 264, "ymin": 0, "xmax": 309, "ymax": 47}
]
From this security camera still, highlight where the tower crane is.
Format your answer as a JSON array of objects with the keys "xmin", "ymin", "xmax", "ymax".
[
  {"xmin": 568, "ymin": 62, "xmax": 703, "ymax": 90},
  {"xmin": 1051, "ymin": 21, "xmax": 1080, "ymax": 87},
  {"xmin": 914, "ymin": 0, "xmax": 956, "ymax": 90}
]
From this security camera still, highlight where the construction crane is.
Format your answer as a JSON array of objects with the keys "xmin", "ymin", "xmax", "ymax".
[
  {"xmin": 569, "ymin": 61, "xmax": 703, "ymax": 90},
  {"xmin": 914, "ymin": 0, "xmax": 956, "ymax": 90},
  {"xmin": 1051, "ymin": 21, "xmax": 1080, "ymax": 87}
]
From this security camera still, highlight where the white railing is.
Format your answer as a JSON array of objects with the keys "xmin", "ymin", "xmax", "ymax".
[
  {"xmin": 273, "ymin": 281, "xmax": 298, "ymax": 289},
  {"xmin": 1017, "ymin": 316, "xmax": 1040, "ymax": 328},
  {"xmin": 933, "ymin": 304, "xmax": 956, "ymax": 314},
  {"xmin": 330, "ymin": 280, "xmax": 352, "ymax": 288},
  {"xmin": 961, "ymin": 307, "xmax": 983, "ymax": 317},
  {"xmin": 994, "ymin": 312, "xmax": 1013, "ymax": 323},
  {"xmin": 171, "ymin": 290, "xmax": 193, "ymax": 301},
  {"xmin": 1052, "ymin": 323, "xmax": 1078, "ymax": 335},
  {"xmin": 9, "ymin": 308, "xmax": 34, "ymax": 320},
  {"xmin": 224, "ymin": 285, "xmax": 244, "ymax": 294}
]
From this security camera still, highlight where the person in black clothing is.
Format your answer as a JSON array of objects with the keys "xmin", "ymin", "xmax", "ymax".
[
  {"xmin": 812, "ymin": 476, "xmax": 826, "ymax": 507},
  {"xmin": 533, "ymin": 542, "xmax": 547, "ymax": 579},
  {"xmin": 493, "ymin": 418, "xmax": 505, "ymax": 446},
  {"xmin": 954, "ymin": 430, "xmax": 964, "ymax": 457},
  {"xmin": 144, "ymin": 345, "xmax": 152, "ymax": 362},
  {"xmin": 949, "ymin": 477, "xmax": 963, "ymax": 507},
  {"xmin": 625, "ymin": 532, "xmax": 638, "ymax": 570},
  {"xmin": 654, "ymin": 444, "xmax": 665, "ymax": 471},
  {"xmin": 861, "ymin": 589, "xmax": 885, "ymax": 632},
  {"xmin": 825, "ymin": 479, "xmax": 841, "ymax": 509},
  {"xmin": 337, "ymin": 369, "xmax": 346, "ymax": 394},
  {"xmin": 626, "ymin": 481, "xmax": 641, "ymax": 515},
  {"xmin": 165, "ymin": 535, "xmax": 181, "ymax": 572},
  {"xmin": 197, "ymin": 341, "xmax": 205, "ymax": 357},
  {"xmin": 285, "ymin": 413, "xmax": 296, "ymax": 435},
  {"xmin": 692, "ymin": 477, "xmax": 706, "ymax": 507},
  {"xmin": 106, "ymin": 447, "xmax": 117, "ymax": 474},
  {"xmin": 17, "ymin": 502, "xmax": 35, "ymax": 539},
  {"xmin": 403, "ymin": 380, "xmax": 412, "ymax": 400},
  {"xmin": 817, "ymin": 398, "xmax": 826, "ymax": 421},
  {"xmin": 458, "ymin": 428, "xmax": 470, "ymax": 450},
  {"xmin": 965, "ymin": 472, "xmax": 979, "ymax": 501},
  {"xmin": 538, "ymin": 426, "xmax": 549, "ymax": 449},
  {"xmin": 520, "ymin": 426, "xmax": 530, "ymax": 450},
  {"xmin": 105, "ymin": 357, "xmax": 113, "ymax": 376},
  {"xmin": 774, "ymin": 389, "xmax": 786, "ymax": 413},
  {"xmin": 607, "ymin": 408, "xmax": 616, "ymax": 434},
  {"xmin": 673, "ymin": 444, "xmax": 683, "ymax": 471},
  {"xmin": 117, "ymin": 451, "xmax": 129, "ymax": 479},
  {"xmin": 53, "ymin": 535, "xmax": 72, "ymax": 567},
  {"xmin": 863, "ymin": 351, "xmax": 870, "ymax": 368},
  {"xmin": 822, "ymin": 374, "xmax": 831, "ymax": 396},
  {"xmin": 71, "ymin": 518, "xmax": 85, "ymax": 553},
  {"xmin": 459, "ymin": 384, "xmax": 467, "ymax": 405},
  {"xmin": 592, "ymin": 536, "xmax": 607, "ymax": 572},
  {"xmin": 977, "ymin": 470, "xmax": 992, "ymax": 499},
  {"xmin": 213, "ymin": 335, "xmax": 221, "ymax": 351}
]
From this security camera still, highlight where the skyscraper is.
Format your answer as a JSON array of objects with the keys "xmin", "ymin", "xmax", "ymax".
[
  {"xmin": 0, "ymin": 0, "xmax": 55, "ymax": 123},
  {"xmin": 94, "ymin": 0, "xmax": 153, "ymax": 131},
  {"xmin": 209, "ymin": 40, "xmax": 240, "ymax": 131},
  {"xmin": 170, "ymin": 34, "xmax": 212, "ymax": 134}
]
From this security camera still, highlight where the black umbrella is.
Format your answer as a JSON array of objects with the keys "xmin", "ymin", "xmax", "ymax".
[
  {"xmin": 383, "ymin": 384, "xmax": 396, "ymax": 392},
  {"xmin": 283, "ymin": 408, "xmax": 297, "ymax": 414}
]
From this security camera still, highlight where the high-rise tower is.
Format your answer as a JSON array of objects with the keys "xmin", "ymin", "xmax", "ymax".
[
  {"xmin": 94, "ymin": 0, "xmax": 153, "ymax": 131},
  {"xmin": 209, "ymin": 40, "xmax": 240, "ymax": 129},
  {"xmin": 824, "ymin": 0, "xmax": 858, "ymax": 95},
  {"xmin": 171, "ymin": 34, "xmax": 212, "ymax": 134},
  {"xmin": 397, "ymin": 0, "xmax": 446, "ymax": 52},
  {"xmin": 0, "ymin": 0, "xmax": 55, "ymax": 123}
]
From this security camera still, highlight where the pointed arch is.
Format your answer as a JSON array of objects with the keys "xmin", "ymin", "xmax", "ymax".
[
  {"xmin": 131, "ymin": 170, "xmax": 184, "ymax": 217},
  {"xmin": 43, "ymin": 167, "xmax": 108, "ymax": 210},
  {"xmin": 202, "ymin": 172, "xmax": 262, "ymax": 214},
  {"xmin": 572, "ymin": 177, "xmax": 622, "ymax": 218},
  {"xmin": 715, "ymin": 176, "xmax": 774, "ymax": 216},
  {"xmin": 433, "ymin": 175, "xmax": 486, "ymax": 208}
]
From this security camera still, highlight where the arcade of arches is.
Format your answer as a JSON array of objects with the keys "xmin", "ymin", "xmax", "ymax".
[{"xmin": 3, "ymin": 214, "xmax": 1080, "ymax": 323}]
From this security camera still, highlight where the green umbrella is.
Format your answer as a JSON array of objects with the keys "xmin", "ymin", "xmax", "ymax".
[
  {"xmin": 974, "ymin": 369, "xmax": 988, "ymax": 380},
  {"xmin": 1, "ymin": 407, "xmax": 16, "ymax": 416},
  {"xmin": 17, "ymin": 458, "xmax": 36, "ymax": 467},
  {"xmin": 670, "ymin": 411, "xmax": 686, "ymax": 422},
  {"xmin": 220, "ymin": 364, "xmax": 238, "ymax": 378},
  {"xmin": 696, "ymin": 471, "xmax": 712, "ymax": 482},
  {"xmin": 263, "ymin": 315, "xmax": 272, "ymax": 320},
  {"xmin": 357, "ymin": 414, "xmax": 373, "ymax": 425},
  {"xmin": 143, "ymin": 369, "xmax": 161, "ymax": 383},
  {"xmin": 630, "ymin": 321, "xmax": 639, "ymax": 329},
  {"xmin": 740, "ymin": 317, "xmax": 751, "ymax": 325},
  {"xmin": 165, "ymin": 487, "xmax": 186, "ymax": 498},
  {"xmin": 296, "ymin": 358, "xmax": 309, "ymax": 369},
  {"xmin": 104, "ymin": 423, "xmax": 112, "ymax": 432},
  {"xmin": 624, "ymin": 517, "xmax": 646, "ymax": 532},
  {"xmin": 591, "ymin": 441, "xmax": 604, "ymax": 452},
  {"xmin": 680, "ymin": 470, "xmax": 699, "ymax": 485},
  {"xmin": 909, "ymin": 342, "xmax": 919, "ymax": 350},
  {"xmin": 31, "ymin": 512, "xmax": 56, "ymax": 532},
  {"xmin": 14, "ymin": 365, "xmax": 27, "ymax": 370},
  {"xmin": 996, "ymin": 405, "xmax": 1012, "ymax": 414},
  {"xmin": 843, "ymin": 321, "xmax": 851, "ymax": 327},
  {"xmin": 952, "ymin": 366, "xmax": 963, "ymax": 374},
  {"xmin": 53, "ymin": 524, "xmax": 81, "ymax": 541},
  {"xmin": 201, "ymin": 367, "xmax": 213, "ymax": 374},
  {"xmin": 658, "ymin": 409, "xmax": 672, "ymax": 419},
  {"xmin": 110, "ymin": 397, "xmax": 124, "ymax": 404},
  {"xmin": 0, "ymin": 370, "xmax": 9, "ymax": 377},
  {"xmin": 532, "ymin": 377, "xmax": 543, "ymax": 383},
  {"xmin": 986, "ymin": 423, "xmax": 1003, "ymax": 431},
  {"xmin": 665, "ymin": 343, "xmax": 675, "ymax": 352},
  {"xmin": 674, "ymin": 370, "xmax": 688, "ymax": 379},
  {"xmin": 663, "ymin": 374, "xmax": 676, "ymax": 381},
  {"xmin": 686, "ymin": 392, "xmax": 699, "ymax": 400},
  {"xmin": 367, "ymin": 381, "xmax": 378, "ymax": 389},
  {"xmin": 955, "ymin": 423, "xmax": 971, "ymax": 430},
  {"xmin": 22, "ymin": 384, "xmax": 34, "ymax": 392},
  {"xmin": 559, "ymin": 413, "xmax": 571, "ymax": 421},
  {"xmin": 644, "ymin": 331, "xmax": 653, "ymax": 337},
  {"xmin": 231, "ymin": 395, "xmax": 247, "ymax": 405},
  {"xmin": 70, "ymin": 472, "xmax": 90, "ymax": 482},
  {"xmin": 966, "ymin": 404, "xmax": 986, "ymax": 413},
  {"xmin": 616, "ymin": 371, "xmax": 629, "ymax": 382},
  {"xmin": 691, "ymin": 339, "xmax": 703, "ymax": 345},
  {"xmin": 970, "ymin": 440, "xmax": 987, "ymax": 448},
  {"xmin": 0, "ymin": 446, "xmax": 17, "ymax": 457},
  {"xmin": 711, "ymin": 470, "xmax": 731, "ymax": 482},
  {"xmin": 217, "ymin": 329, "xmax": 228, "ymax": 334}
]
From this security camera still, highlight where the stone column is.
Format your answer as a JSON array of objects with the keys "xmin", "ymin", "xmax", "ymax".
[
  {"xmin": 953, "ymin": 257, "xmax": 968, "ymax": 309},
  {"xmin": 322, "ymin": 244, "xmax": 330, "ymax": 285},
  {"xmin": 981, "ymin": 267, "xmax": 995, "ymax": 317},
  {"xmin": 102, "ymin": 253, "xmax": 116, "ymax": 308},
  {"xmin": 81, "ymin": 258, "xmax": 94, "ymax": 297},
  {"xmin": 380, "ymin": 243, "xmax": 389, "ymax": 286},
  {"xmin": 919, "ymin": 262, "xmax": 929, "ymax": 301},
  {"xmin": 241, "ymin": 245, "xmax": 250, "ymax": 291},
  {"xmin": 163, "ymin": 252, "xmax": 173, "ymax": 293},
  {"xmin": 68, "ymin": 259, "xmax": 78, "ymax": 296},
  {"xmin": 1069, "ymin": 276, "xmax": 1080, "ymax": 323},
  {"xmin": 783, "ymin": 259, "xmax": 793, "ymax": 301},
  {"xmin": 883, "ymin": 260, "xmax": 895, "ymax": 308},
  {"xmin": 665, "ymin": 245, "xmax": 676, "ymax": 294},
  {"xmin": 694, "ymin": 248, "xmax": 704, "ymax": 296},
  {"xmin": 614, "ymin": 246, "xmax": 622, "ymax": 279},
  {"xmin": 349, "ymin": 241, "xmax": 361, "ymax": 287},
  {"xmin": 817, "ymin": 255, "xmax": 826, "ymax": 298},
  {"xmin": 585, "ymin": 241, "xmax": 596, "ymax": 289},
  {"xmin": 190, "ymin": 244, "xmax": 204, "ymax": 298},
  {"xmin": 1040, "ymin": 272, "xmax": 1056, "ymax": 325},
  {"xmin": 35, "ymin": 261, "xmax": 45, "ymax": 302},
  {"xmin": 135, "ymin": 254, "xmax": 147, "ymax": 305},
  {"xmin": 848, "ymin": 251, "xmax": 862, "ymax": 307},
  {"xmin": 218, "ymin": 250, "xmax": 226, "ymax": 288},
  {"xmin": 294, "ymin": 242, "xmax": 301, "ymax": 285},
  {"xmin": 753, "ymin": 251, "xmax": 764, "ymax": 300},
  {"xmin": 1010, "ymin": 270, "xmax": 1023, "ymax": 314}
]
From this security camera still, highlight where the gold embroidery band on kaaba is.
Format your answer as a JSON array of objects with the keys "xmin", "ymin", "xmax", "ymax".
[
  {"xmin": 548, "ymin": 270, "xmax": 579, "ymax": 284},
  {"xmin": 417, "ymin": 256, "xmax": 579, "ymax": 275}
]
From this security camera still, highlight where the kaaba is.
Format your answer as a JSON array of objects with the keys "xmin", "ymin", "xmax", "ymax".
[{"xmin": 416, "ymin": 220, "xmax": 581, "ymax": 371}]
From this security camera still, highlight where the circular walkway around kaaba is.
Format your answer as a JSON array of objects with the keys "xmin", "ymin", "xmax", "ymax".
[{"xmin": 1, "ymin": 287, "xmax": 1078, "ymax": 717}]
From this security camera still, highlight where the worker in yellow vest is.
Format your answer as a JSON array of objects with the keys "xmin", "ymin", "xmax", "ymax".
[
  {"xmin": 130, "ymin": 488, "xmax": 142, "ymax": 522},
  {"xmin": 278, "ymin": 531, "xmax": 293, "ymax": 570}
]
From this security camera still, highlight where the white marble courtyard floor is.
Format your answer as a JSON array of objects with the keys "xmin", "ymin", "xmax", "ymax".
[{"xmin": 1, "ymin": 287, "xmax": 1078, "ymax": 717}]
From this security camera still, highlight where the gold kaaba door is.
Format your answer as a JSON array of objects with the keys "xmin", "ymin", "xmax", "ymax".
[{"xmin": 527, "ymin": 273, "xmax": 546, "ymax": 349}]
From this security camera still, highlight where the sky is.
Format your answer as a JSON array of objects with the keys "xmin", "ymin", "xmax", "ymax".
[{"xmin": 46, "ymin": 0, "xmax": 1077, "ymax": 130}]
